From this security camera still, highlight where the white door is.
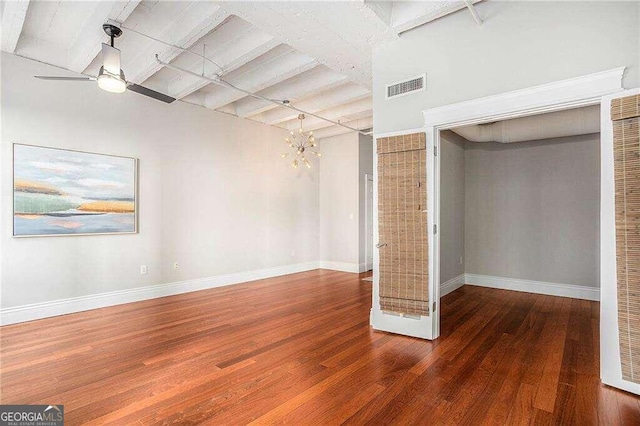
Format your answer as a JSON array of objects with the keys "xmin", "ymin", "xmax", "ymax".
[
  {"xmin": 371, "ymin": 130, "xmax": 437, "ymax": 340},
  {"xmin": 600, "ymin": 88, "xmax": 640, "ymax": 396},
  {"xmin": 365, "ymin": 174, "xmax": 374, "ymax": 271}
]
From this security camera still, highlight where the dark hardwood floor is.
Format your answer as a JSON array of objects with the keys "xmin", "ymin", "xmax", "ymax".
[{"xmin": 1, "ymin": 269, "xmax": 639, "ymax": 424}]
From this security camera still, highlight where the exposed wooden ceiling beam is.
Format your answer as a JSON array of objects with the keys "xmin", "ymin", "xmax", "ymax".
[
  {"xmin": 260, "ymin": 82, "xmax": 370, "ymax": 125},
  {"xmin": 390, "ymin": 0, "xmax": 483, "ymax": 34},
  {"xmin": 218, "ymin": 2, "xmax": 394, "ymax": 89},
  {"xmin": 283, "ymin": 98, "xmax": 372, "ymax": 131},
  {"xmin": 66, "ymin": 0, "xmax": 140, "ymax": 73},
  {"xmin": 235, "ymin": 66, "xmax": 347, "ymax": 118},
  {"xmin": 123, "ymin": 3, "xmax": 229, "ymax": 84},
  {"xmin": 1, "ymin": 0, "xmax": 30, "ymax": 53},
  {"xmin": 200, "ymin": 48, "xmax": 318, "ymax": 111},
  {"xmin": 168, "ymin": 37, "xmax": 279, "ymax": 100}
]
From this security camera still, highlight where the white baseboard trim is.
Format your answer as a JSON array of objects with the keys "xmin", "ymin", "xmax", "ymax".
[
  {"xmin": 318, "ymin": 261, "xmax": 361, "ymax": 273},
  {"xmin": 464, "ymin": 273, "xmax": 600, "ymax": 301},
  {"xmin": 0, "ymin": 261, "xmax": 321, "ymax": 326},
  {"xmin": 440, "ymin": 274, "xmax": 465, "ymax": 297}
]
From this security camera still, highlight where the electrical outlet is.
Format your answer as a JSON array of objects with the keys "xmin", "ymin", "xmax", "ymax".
[
  {"xmin": 459, "ymin": 256, "xmax": 463, "ymax": 265},
  {"xmin": 349, "ymin": 213, "xmax": 354, "ymax": 220},
  {"xmin": 140, "ymin": 265, "xmax": 148, "ymax": 275},
  {"xmin": 291, "ymin": 250, "xmax": 296, "ymax": 257},
  {"xmin": 173, "ymin": 262, "xmax": 179, "ymax": 270}
]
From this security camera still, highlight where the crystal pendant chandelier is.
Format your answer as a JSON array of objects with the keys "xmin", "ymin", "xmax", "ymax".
[{"xmin": 281, "ymin": 114, "xmax": 321, "ymax": 169}]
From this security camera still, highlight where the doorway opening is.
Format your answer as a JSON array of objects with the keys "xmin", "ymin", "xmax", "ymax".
[
  {"xmin": 371, "ymin": 68, "xmax": 623, "ymax": 342},
  {"xmin": 438, "ymin": 105, "xmax": 601, "ymax": 335}
]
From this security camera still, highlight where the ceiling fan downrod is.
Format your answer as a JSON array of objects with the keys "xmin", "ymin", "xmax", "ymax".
[{"xmin": 102, "ymin": 23, "xmax": 122, "ymax": 48}]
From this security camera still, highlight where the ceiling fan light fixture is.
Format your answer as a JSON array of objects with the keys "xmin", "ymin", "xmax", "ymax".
[
  {"xmin": 33, "ymin": 25, "xmax": 176, "ymax": 104},
  {"xmin": 97, "ymin": 66, "xmax": 127, "ymax": 94}
]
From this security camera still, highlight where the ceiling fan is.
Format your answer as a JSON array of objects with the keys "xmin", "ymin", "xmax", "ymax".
[{"xmin": 34, "ymin": 24, "xmax": 175, "ymax": 104}]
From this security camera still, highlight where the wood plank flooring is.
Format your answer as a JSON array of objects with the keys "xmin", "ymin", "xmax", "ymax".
[{"xmin": 1, "ymin": 269, "xmax": 639, "ymax": 424}]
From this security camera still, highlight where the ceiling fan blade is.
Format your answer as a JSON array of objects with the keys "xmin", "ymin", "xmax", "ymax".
[
  {"xmin": 127, "ymin": 83, "xmax": 176, "ymax": 104},
  {"xmin": 35, "ymin": 76, "xmax": 96, "ymax": 81}
]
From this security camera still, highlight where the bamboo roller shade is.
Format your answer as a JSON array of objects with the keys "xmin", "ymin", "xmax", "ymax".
[
  {"xmin": 613, "ymin": 93, "xmax": 640, "ymax": 384},
  {"xmin": 612, "ymin": 94, "xmax": 640, "ymax": 121},
  {"xmin": 377, "ymin": 132, "xmax": 429, "ymax": 316}
]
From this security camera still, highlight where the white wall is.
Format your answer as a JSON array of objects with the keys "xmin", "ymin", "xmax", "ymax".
[
  {"xmin": 439, "ymin": 131, "xmax": 465, "ymax": 284},
  {"xmin": 318, "ymin": 132, "xmax": 373, "ymax": 271},
  {"xmin": 318, "ymin": 133, "xmax": 360, "ymax": 268},
  {"xmin": 464, "ymin": 133, "xmax": 600, "ymax": 288},
  {"xmin": 358, "ymin": 133, "xmax": 374, "ymax": 267},
  {"xmin": 1, "ymin": 52, "xmax": 319, "ymax": 309},
  {"xmin": 373, "ymin": 1, "xmax": 640, "ymax": 133}
]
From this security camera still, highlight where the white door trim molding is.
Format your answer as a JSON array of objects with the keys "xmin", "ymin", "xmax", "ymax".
[
  {"xmin": 423, "ymin": 67, "xmax": 625, "ymax": 128},
  {"xmin": 423, "ymin": 67, "xmax": 625, "ymax": 342},
  {"xmin": 600, "ymin": 88, "xmax": 640, "ymax": 396}
]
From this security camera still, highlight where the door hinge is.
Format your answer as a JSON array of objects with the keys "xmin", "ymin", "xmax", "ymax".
[
  {"xmin": 433, "ymin": 301, "xmax": 436, "ymax": 312},
  {"xmin": 434, "ymin": 146, "xmax": 437, "ymax": 156},
  {"xmin": 433, "ymin": 224, "xmax": 437, "ymax": 234}
]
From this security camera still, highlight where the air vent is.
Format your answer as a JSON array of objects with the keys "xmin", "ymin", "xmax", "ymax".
[{"xmin": 385, "ymin": 74, "xmax": 426, "ymax": 100}]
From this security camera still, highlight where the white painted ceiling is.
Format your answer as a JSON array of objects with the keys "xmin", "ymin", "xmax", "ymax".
[{"xmin": 1, "ymin": 0, "xmax": 481, "ymax": 138}]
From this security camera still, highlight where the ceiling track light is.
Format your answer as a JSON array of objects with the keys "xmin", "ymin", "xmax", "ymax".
[{"xmin": 155, "ymin": 57, "xmax": 368, "ymax": 135}]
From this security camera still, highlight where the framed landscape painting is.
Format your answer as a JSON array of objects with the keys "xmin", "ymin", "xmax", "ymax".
[{"xmin": 13, "ymin": 144, "xmax": 137, "ymax": 237}]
